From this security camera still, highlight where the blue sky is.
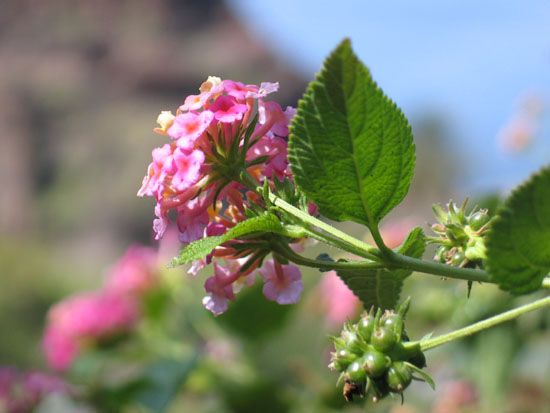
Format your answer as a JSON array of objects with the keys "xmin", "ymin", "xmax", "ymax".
[{"xmin": 228, "ymin": 0, "xmax": 550, "ymax": 193}]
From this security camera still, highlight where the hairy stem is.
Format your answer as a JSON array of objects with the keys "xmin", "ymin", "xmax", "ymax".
[
  {"xmin": 388, "ymin": 251, "xmax": 490, "ymax": 283},
  {"xmin": 271, "ymin": 241, "xmax": 383, "ymax": 271},
  {"xmin": 239, "ymin": 174, "xmax": 550, "ymax": 289},
  {"xmin": 420, "ymin": 295, "xmax": 550, "ymax": 351},
  {"xmin": 239, "ymin": 171, "xmax": 379, "ymax": 260}
]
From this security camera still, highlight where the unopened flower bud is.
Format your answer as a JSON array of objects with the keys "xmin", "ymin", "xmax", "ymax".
[{"xmin": 154, "ymin": 111, "xmax": 175, "ymax": 134}]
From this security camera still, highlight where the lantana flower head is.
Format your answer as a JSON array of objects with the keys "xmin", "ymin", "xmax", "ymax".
[
  {"xmin": 138, "ymin": 76, "xmax": 291, "ymax": 242},
  {"xmin": 43, "ymin": 291, "xmax": 138, "ymax": 371},
  {"xmin": 138, "ymin": 77, "xmax": 311, "ymax": 315}
]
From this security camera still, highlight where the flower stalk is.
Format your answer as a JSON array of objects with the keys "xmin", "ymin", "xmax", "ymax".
[{"xmin": 419, "ymin": 295, "xmax": 550, "ymax": 351}]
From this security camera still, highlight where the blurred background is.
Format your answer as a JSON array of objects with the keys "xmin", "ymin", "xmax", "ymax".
[{"xmin": 0, "ymin": 1, "xmax": 549, "ymax": 412}]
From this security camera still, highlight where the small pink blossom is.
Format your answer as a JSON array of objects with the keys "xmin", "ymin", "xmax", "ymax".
[
  {"xmin": 255, "ymin": 101, "xmax": 288, "ymax": 139},
  {"xmin": 248, "ymin": 135, "xmax": 289, "ymax": 179},
  {"xmin": 209, "ymin": 95, "xmax": 248, "ymax": 123},
  {"xmin": 153, "ymin": 204, "xmax": 169, "ymax": 240},
  {"xmin": 202, "ymin": 263, "xmax": 236, "ymax": 316},
  {"xmin": 137, "ymin": 143, "xmax": 173, "ymax": 198},
  {"xmin": 168, "ymin": 111, "xmax": 213, "ymax": 149},
  {"xmin": 105, "ymin": 245, "xmax": 159, "ymax": 297},
  {"xmin": 188, "ymin": 259, "xmax": 206, "ymax": 276},
  {"xmin": 272, "ymin": 106, "xmax": 296, "ymax": 136},
  {"xmin": 246, "ymin": 81, "xmax": 279, "ymax": 99},
  {"xmin": 318, "ymin": 271, "xmax": 360, "ymax": 326},
  {"xmin": 222, "ymin": 80, "xmax": 258, "ymax": 101},
  {"xmin": 180, "ymin": 92, "xmax": 211, "ymax": 111},
  {"xmin": 200, "ymin": 76, "xmax": 224, "ymax": 94},
  {"xmin": 260, "ymin": 259, "xmax": 303, "ymax": 305},
  {"xmin": 171, "ymin": 148, "xmax": 205, "ymax": 192},
  {"xmin": 176, "ymin": 195, "xmax": 210, "ymax": 244}
]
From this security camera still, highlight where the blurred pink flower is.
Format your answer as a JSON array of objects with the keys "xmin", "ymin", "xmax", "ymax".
[
  {"xmin": 380, "ymin": 219, "xmax": 416, "ymax": 249},
  {"xmin": 259, "ymin": 259, "xmax": 303, "ymax": 305},
  {"xmin": 432, "ymin": 380, "xmax": 478, "ymax": 413},
  {"xmin": 43, "ymin": 292, "xmax": 138, "ymax": 371},
  {"xmin": 105, "ymin": 245, "xmax": 159, "ymax": 298},
  {"xmin": 0, "ymin": 367, "xmax": 67, "ymax": 413},
  {"xmin": 497, "ymin": 93, "xmax": 544, "ymax": 154},
  {"xmin": 318, "ymin": 271, "xmax": 360, "ymax": 326}
]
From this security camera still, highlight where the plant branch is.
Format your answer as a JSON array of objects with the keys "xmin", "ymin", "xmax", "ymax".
[
  {"xmin": 271, "ymin": 241, "xmax": 383, "ymax": 271},
  {"xmin": 239, "ymin": 173, "xmax": 549, "ymax": 289},
  {"xmin": 239, "ymin": 171, "xmax": 379, "ymax": 261},
  {"xmin": 420, "ymin": 295, "xmax": 550, "ymax": 351},
  {"xmin": 388, "ymin": 252, "xmax": 491, "ymax": 283}
]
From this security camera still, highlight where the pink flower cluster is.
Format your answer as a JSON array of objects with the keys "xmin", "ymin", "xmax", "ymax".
[
  {"xmin": 0, "ymin": 367, "xmax": 66, "ymax": 413},
  {"xmin": 138, "ymin": 77, "xmax": 294, "ymax": 242},
  {"xmin": 43, "ymin": 245, "xmax": 160, "ymax": 371},
  {"xmin": 138, "ymin": 77, "xmax": 306, "ymax": 315}
]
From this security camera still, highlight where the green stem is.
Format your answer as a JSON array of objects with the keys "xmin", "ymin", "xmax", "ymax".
[
  {"xmin": 268, "ymin": 194, "xmax": 380, "ymax": 260},
  {"xmin": 420, "ymin": 295, "xmax": 550, "ymax": 351},
  {"xmin": 239, "ymin": 172, "xmax": 549, "ymax": 288},
  {"xmin": 239, "ymin": 171, "xmax": 379, "ymax": 260},
  {"xmin": 389, "ymin": 251, "xmax": 490, "ymax": 283},
  {"xmin": 265, "ymin": 190, "xmax": 492, "ymax": 283},
  {"xmin": 271, "ymin": 241, "xmax": 382, "ymax": 271}
]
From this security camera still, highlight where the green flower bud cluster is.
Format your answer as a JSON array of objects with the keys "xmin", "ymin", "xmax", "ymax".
[
  {"xmin": 429, "ymin": 200, "xmax": 492, "ymax": 268},
  {"xmin": 329, "ymin": 299, "xmax": 433, "ymax": 403}
]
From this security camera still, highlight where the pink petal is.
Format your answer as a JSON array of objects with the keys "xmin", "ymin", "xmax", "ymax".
[{"xmin": 168, "ymin": 111, "xmax": 213, "ymax": 149}]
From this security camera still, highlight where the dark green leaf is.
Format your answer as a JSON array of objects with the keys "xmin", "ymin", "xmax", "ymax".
[
  {"xmin": 216, "ymin": 283, "xmax": 293, "ymax": 341},
  {"xmin": 486, "ymin": 166, "xmax": 550, "ymax": 294},
  {"xmin": 335, "ymin": 227, "xmax": 425, "ymax": 310},
  {"xmin": 171, "ymin": 213, "xmax": 283, "ymax": 266},
  {"xmin": 288, "ymin": 38, "xmax": 415, "ymax": 229},
  {"xmin": 136, "ymin": 355, "xmax": 198, "ymax": 413}
]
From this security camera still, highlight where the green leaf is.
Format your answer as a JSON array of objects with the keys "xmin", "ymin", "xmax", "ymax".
[
  {"xmin": 335, "ymin": 227, "xmax": 425, "ymax": 310},
  {"xmin": 215, "ymin": 283, "xmax": 293, "ymax": 341},
  {"xmin": 136, "ymin": 356, "xmax": 198, "ymax": 413},
  {"xmin": 171, "ymin": 213, "xmax": 283, "ymax": 266},
  {"xmin": 288, "ymin": 38, "xmax": 415, "ymax": 229},
  {"xmin": 486, "ymin": 166, "xmax": 550, "ymax": 294}
]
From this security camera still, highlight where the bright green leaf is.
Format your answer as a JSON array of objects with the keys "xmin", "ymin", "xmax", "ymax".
[
  {"xmin": 335, "ymin": 227, "xmax": 425, "ymax": 310},
  {"xmin": 486, "ymin": 166, "xmax": 550, "ymax": 294},
  {"xmin": 288, "ymin": 38, "xmax": 415, "ymax": 229},
  {"xmin": 171, "ymin": 213, "xmax": 283, "ymax": 266}
]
